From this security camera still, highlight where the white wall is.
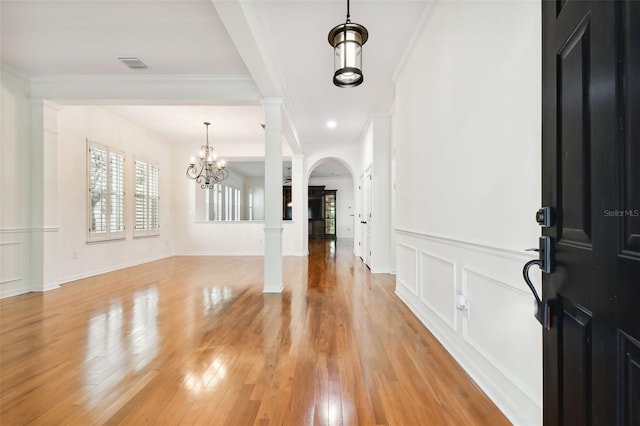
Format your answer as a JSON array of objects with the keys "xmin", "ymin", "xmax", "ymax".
[
  {"xmin": 56, "ymin": 106, "xmax": 175, "ymax": 283},
  {"xmin": 393, "ymin": 1, "xmax": 542, "ymax": 425},
  {"xmin": 308, "ymin": 176, "xmax": 355, "ymax": 239},
  {"xmin": 1, "ymin": 70, "xmax": 32, "ymax": 297}
]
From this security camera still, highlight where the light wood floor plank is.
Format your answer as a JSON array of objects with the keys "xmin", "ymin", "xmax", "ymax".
[{"xmin": 0, "ymin": 239, "xmax": 509, "ymax": 425}]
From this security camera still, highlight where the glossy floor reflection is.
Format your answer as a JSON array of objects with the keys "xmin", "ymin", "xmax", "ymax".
[{"xmin": 0, "ymin": 240, "xmax": 509, "ymax": 425}]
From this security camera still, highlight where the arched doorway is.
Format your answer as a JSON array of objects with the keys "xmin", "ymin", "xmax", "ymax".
[{"xmin": 305, "ymin": 158, "xmax": 356, "ymax": 249}]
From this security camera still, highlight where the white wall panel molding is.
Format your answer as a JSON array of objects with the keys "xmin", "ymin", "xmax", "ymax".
[
  {"xmin": 1, "ymin": 240, "xmax": 22, "ymax": 282},
  {"xmin": 396, "ymin": 243, "xmax": 418, "ymax": 296},
  {"xmin": 1, "ymin": 277, "xmax": 23, "ymax": 285},
  {"xmin": 419, "ymin": 250, "xmax": 456, "ymax": 331},
  {"xmin": 0, "ymin": 240, "xmax": 26, "ymax": 298},
  {"xmin": 395, "ymin": 231, "xmax": 542, "ymax": 425},
  {"xmin": 396, "ymin": 227, "xmax": 533, "ymax": 263},
  {"xmin": 461, "ymin": 267, "xmax": 542, "ymax": 405},
  {"xmin": 0, "ymin": 227, "xmax": 60, "ymax": 234}
]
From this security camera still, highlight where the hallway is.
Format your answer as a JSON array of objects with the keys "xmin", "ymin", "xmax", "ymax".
[{"xmin": 0, "ymin": 240, "xmax": 509, "ymax": 425}]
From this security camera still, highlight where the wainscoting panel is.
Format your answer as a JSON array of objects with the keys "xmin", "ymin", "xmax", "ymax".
[
  {"xmin": 394, "ymin": 228, "xmax": 542, "ymax": 426},
  {"xmin": 419, "ymin": 251, "xmax": 456, "ymax": 330},
  {"xmin": 0, "ymin": 232, "xmax": 29, "ymax": 298},
  {"xmin": 463, "ymin": 268, "xmax": 542, "ymax": 404},
  {"xmin": 396, "ymin": 243, "xmax": 418, "ymax": 296}
]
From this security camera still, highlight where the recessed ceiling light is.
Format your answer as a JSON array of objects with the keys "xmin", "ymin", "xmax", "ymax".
[
  {"xmin": 326, "ymin": 120, "xmax": 337, "ymax": 129},
  {"xmin": 118, "ymin": 57, "xmax": 150, "ymax": 70}
]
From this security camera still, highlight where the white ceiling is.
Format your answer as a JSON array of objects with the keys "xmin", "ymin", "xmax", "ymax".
[
  {"xmin": 0, "ymin": 0, "xmax": 249, "ymax": 76},
  {"xmin": 0, "ymin": 0, "xmax": 429, "ymax": 149}
]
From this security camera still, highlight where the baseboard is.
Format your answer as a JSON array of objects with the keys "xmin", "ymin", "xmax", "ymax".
[
  {"xmin": 58, "ymin": 253, "xmax": 173, "ymax": 285},
  {"xmin": 175, "ymin": 251, "xmax": 263, "ymax": 256}
]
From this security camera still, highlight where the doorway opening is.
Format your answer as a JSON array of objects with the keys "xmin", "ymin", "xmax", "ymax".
[{"xmin": 306, "ymin": 158, "xmax": 355, "ymax": 244}]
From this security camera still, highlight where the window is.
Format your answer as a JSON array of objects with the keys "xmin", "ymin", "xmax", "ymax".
[
  {"xmin": 203, "ymin": 182, "xmax": 241, "ymax": 221},
  {"xmin": 134, "ymin": 157, "xmax": 159, "ymax": 237},
  {"xmin": 87, "ymin": 141, "xmax": 125, "ymax": 241}
]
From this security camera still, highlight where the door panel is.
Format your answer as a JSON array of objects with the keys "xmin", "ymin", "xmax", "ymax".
[
  {"xmin": 561, "ymin": 300, "xmax": 592, "ymax": 425},
  {"xmin": 621, "ymin": 1, "xmax": 640, "ymax": 256},
  {"xmin": 542, "ymin": 1, "xmax": 640, "ymax": 425},
  {"xmin": 619, "ymin": 333, "xmax": 640, "ymax": 425},
  {"xmin": 556, "ymin": 13, "xmax": 592, "ymax": 246}
]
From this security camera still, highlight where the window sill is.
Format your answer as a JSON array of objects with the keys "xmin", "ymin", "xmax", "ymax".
[{"xmin": 86, "ymin": 236, "xmax": 126, "ymax": 244}]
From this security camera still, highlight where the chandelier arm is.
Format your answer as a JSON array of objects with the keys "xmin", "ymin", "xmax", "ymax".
[{"xmin": 186, "ymin": 163, "xmax": 203, "ymax": 179}]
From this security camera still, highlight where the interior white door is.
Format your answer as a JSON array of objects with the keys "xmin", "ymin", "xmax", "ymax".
[
  {"xmin": 364, "ymin": 168, "xmax": 372, "ymax": 268},
  {"xmin": 357, "ymin": 175, "xmax": 364, "ymax": 259}
]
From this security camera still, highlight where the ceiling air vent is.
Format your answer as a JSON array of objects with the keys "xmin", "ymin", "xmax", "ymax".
[{"xmin": 118, "ymin": 57, "xmax": 150, "ymax": 70}]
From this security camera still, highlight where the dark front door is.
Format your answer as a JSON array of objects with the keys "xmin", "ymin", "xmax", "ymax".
[{"xmin": 542, "ymin": 1, "xmax": 640, "ymax": 424}]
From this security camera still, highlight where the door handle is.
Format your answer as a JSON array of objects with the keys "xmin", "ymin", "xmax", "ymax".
[
  {"xmin": 523, "ymin": 235, "xmax": 553, "ymax": 329},
  {"xmin": 526, "ymin": 235, "xmax": 553, "ymax": 274}
]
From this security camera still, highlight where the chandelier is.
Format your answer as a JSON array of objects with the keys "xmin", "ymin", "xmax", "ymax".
[
  {"xmin": 328, "ymin": 0, "xmax": 368, "ymax": 88},
  {"xmin": 186, "ymin": 122, "xmax": 228, "ymax": 189}
]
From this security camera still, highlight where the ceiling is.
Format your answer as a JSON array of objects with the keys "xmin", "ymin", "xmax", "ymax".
[
  {"xmin": 1, "ymin": 0, "xmax": 429, "ymax": 150},
  {"xmin": 227, "ymin": 159, "xmax": 350, "ymax": 179}
]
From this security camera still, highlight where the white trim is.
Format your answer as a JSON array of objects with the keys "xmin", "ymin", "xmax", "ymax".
[
  {"xmin": 0, "ymin": 227, "xmax": 60, "ymax": 234},
  {"xmin": 418, "ymin": 250, "xmax": 457, "ymax": 331},
  {"xmin": 391, "ymin": 0, "xmax": 438, "ymax": 83},
  {"xmin": 395, "ymin": 227, "xmax": 535, "ymax": 262},
  {"xmin": 263, "ymin": 284, "xmax": 283, "ymax": 294},
  {"xmin": 175, "ymin": 251, "xmax": 262, "ymax": 257},
  {"xmin": 263, "ymin": 227, "xmax": 284, "ymax": 233},
  {"xmin": 369, "ymin": 267, "xmax": 393, "ymax": 274},
  {"xmin": 57, "ymin": 254, "xmax": 173, "ymax": 286}
]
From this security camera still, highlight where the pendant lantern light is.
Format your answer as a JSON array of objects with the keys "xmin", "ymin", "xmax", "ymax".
[{"xmin": 328, "ymin": 0, "xmax": 368, "ymax": 88}]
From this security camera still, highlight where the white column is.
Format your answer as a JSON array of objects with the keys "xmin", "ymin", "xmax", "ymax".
[
  {"xmin": 29, "ymin": 99, "xmax": 62, "ymax": 292},
  {"xmin": 262, "ymin": 98, "xmax": 284, "ymax": 293}
]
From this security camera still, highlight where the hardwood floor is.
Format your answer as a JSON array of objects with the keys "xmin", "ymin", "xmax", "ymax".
[{"xmin": 0, "ymin": 239, "xmax": 510, "ymax": 425}]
